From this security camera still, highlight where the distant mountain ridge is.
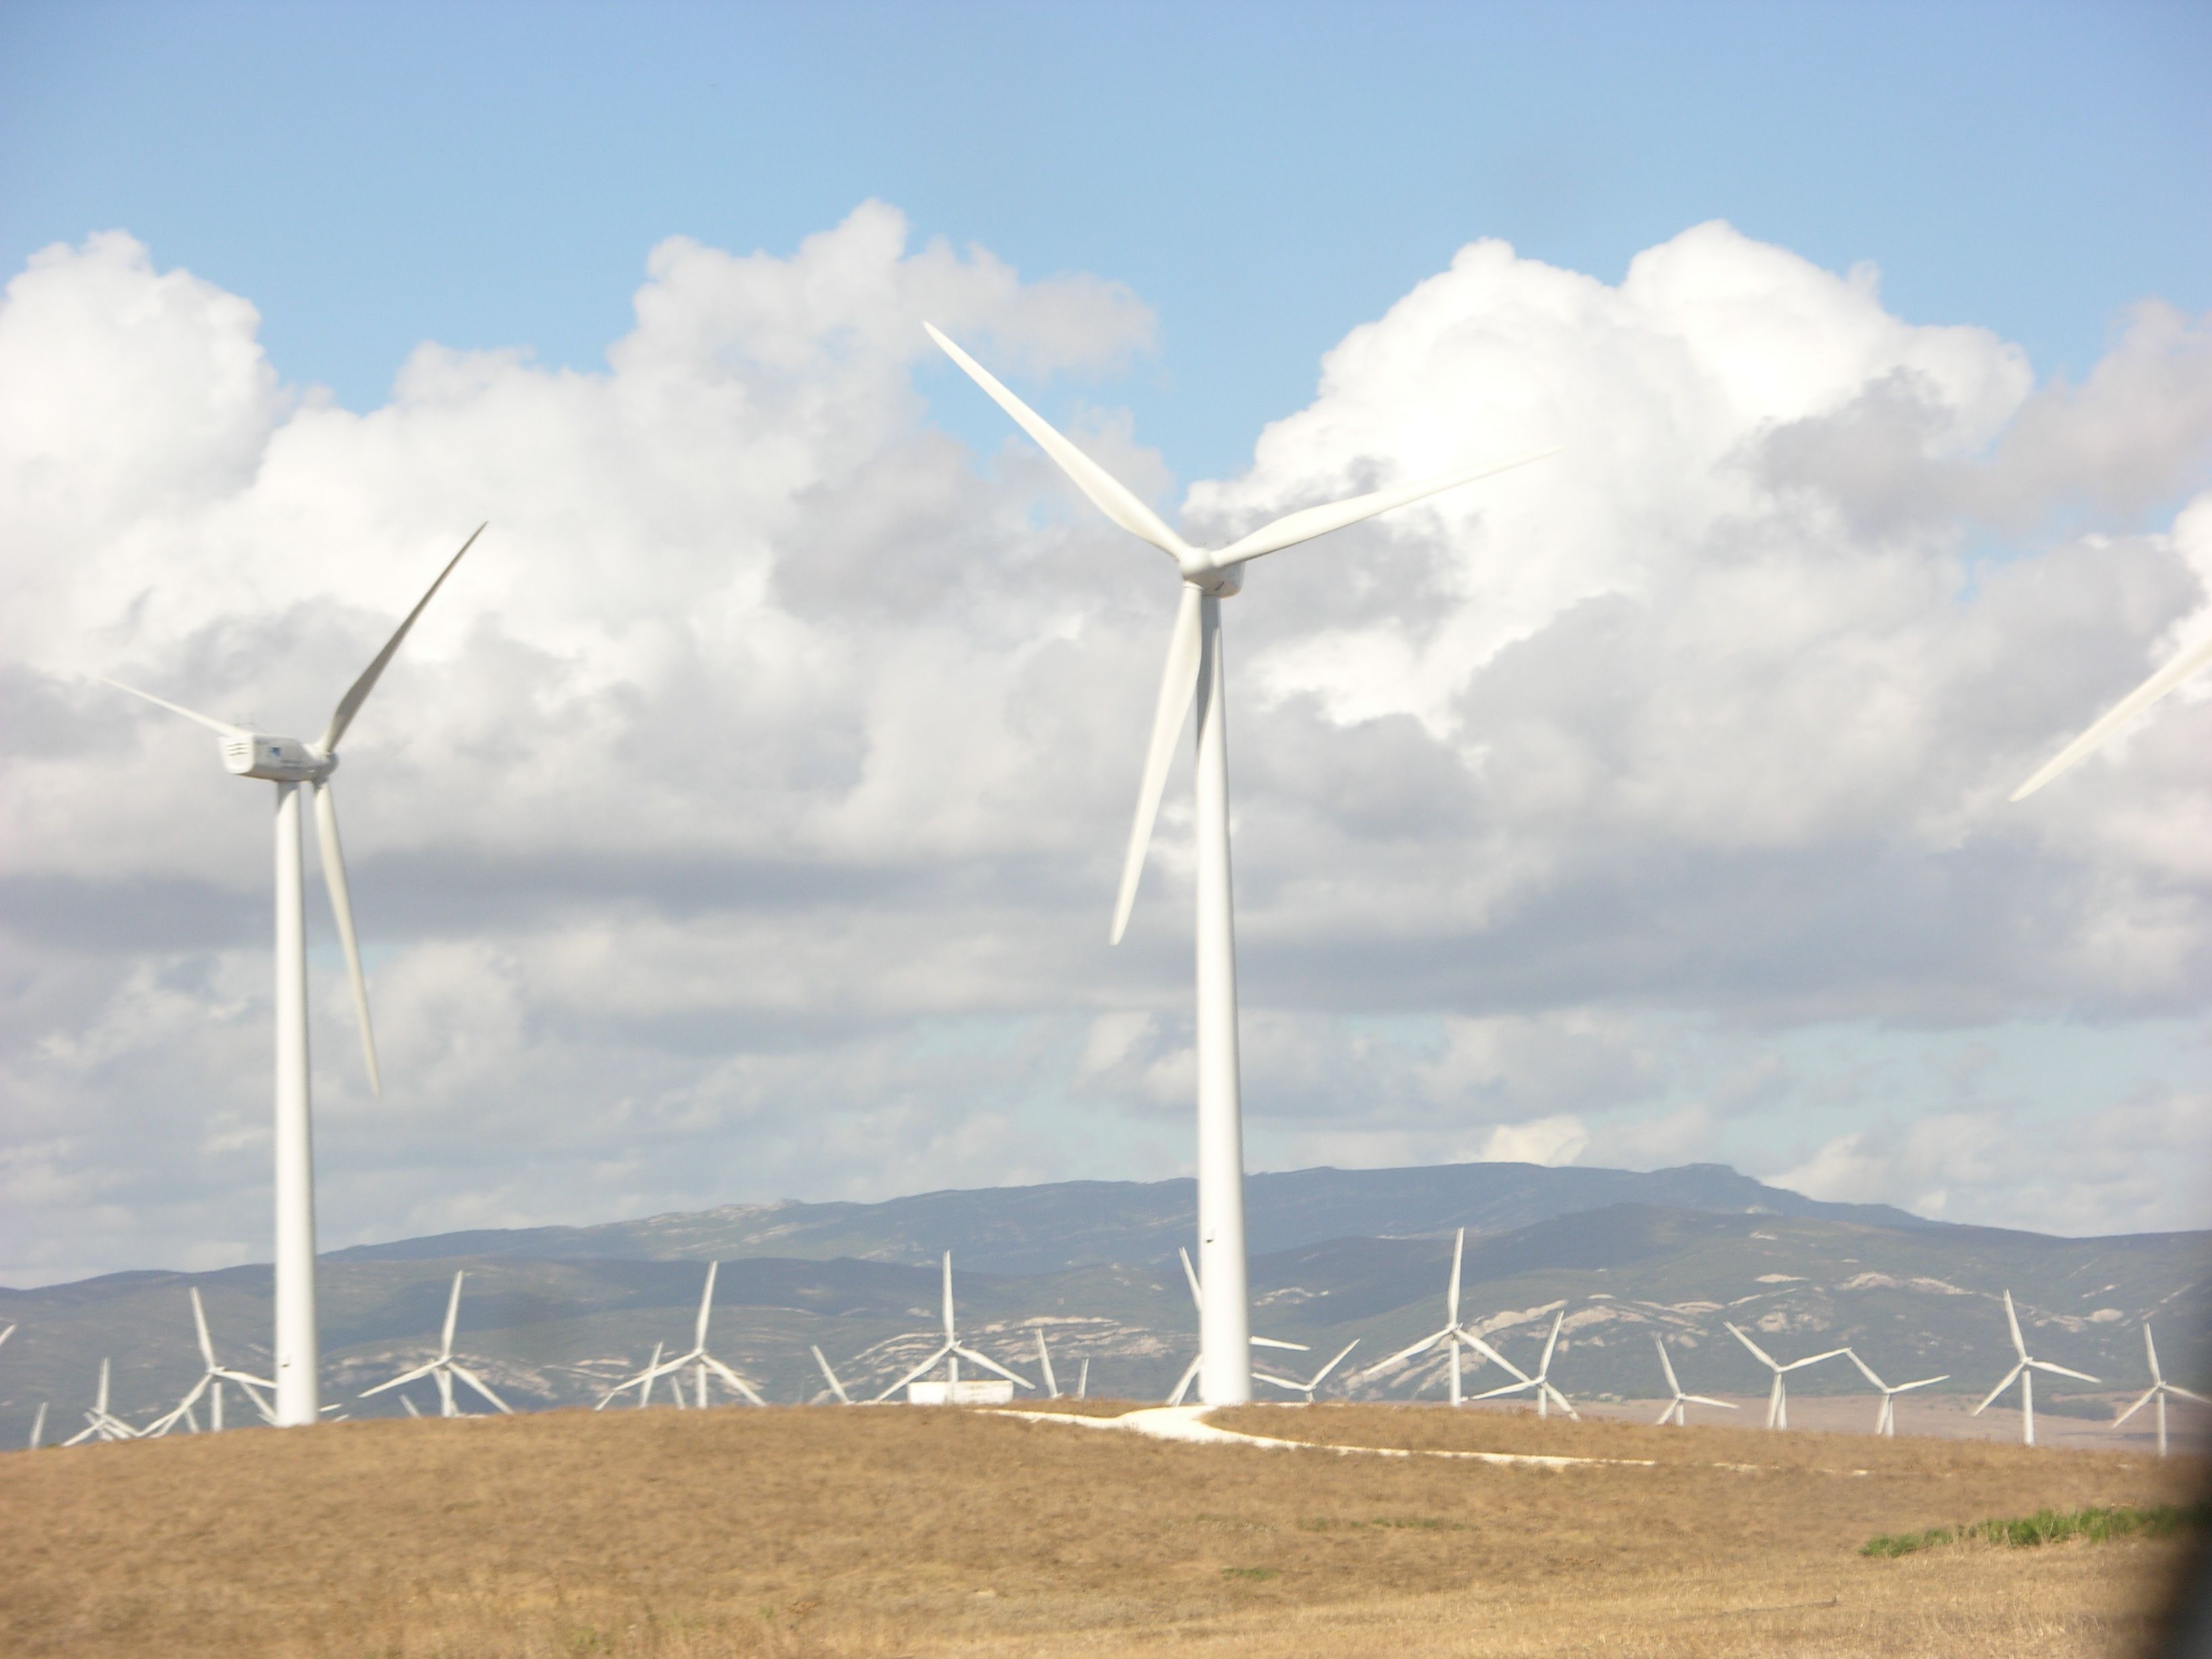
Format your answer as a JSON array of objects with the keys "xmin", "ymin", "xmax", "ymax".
[{"xmin": 329, "ymin": 1159, "xmax": 1944, "ymax": 1275}]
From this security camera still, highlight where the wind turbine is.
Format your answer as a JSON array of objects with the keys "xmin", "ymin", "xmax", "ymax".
[
  {"xmin": 1358, "ymin": 1228, "xmax": 1502, "ymax": 1404},
  {"xmin": 1166, "ymin": 1246, "xmax": 1307, "ymax": 1405},
  {"xmin": 1258, "ymin": 1340, "xmax": 1361, "ymax": 1404},
  {"xmin": 872, "ymin": 1252, "xmax": 1034, "ymax": 1404},
  {"xmin": 930, "ymin": 327, "xmax": 1554, "ymax": 1404},
  {"xmin": 2013, "ymin": 620, "xmax": 2212, "ymax": 800},
  {"xmin": 2115, "ymin": 1322, "xmax": 2208, "ymax": 1458},
  {"xmin": 1973, "ymin": 1290, "xmax": 2098, "ymax": 1447},
  {"xmin": 635, "ymin": 1263, "xmax": 766, "ymax": 1409},
  {"xmin": 359, "ymin": 1270, "xmax": 513, "ymax": 1418},
  {"xmin": 1845, "ymin": 1349, "xmax": 1947, "ymax": 1437},
  {"xmin": 63, "ymin": 1359, "xmax": 140, "ymax": 1445},
  {"xmin": 1725, "ymin": 1324, "xmax": 1848, "ymax": 1429},
  {"xmin": 146, "ymin": 1288, "xmax": 276, "ymax": 1435},
  {"xmin": 1473, "ymin": 1310, "xmax": 1578, "ymax": 1418},
  {"xmin": 1652, "ymin": 1334, "xmax": 1738, "ymax": 1427},
  {"xmin": 102, "ymin": 525, "xmax": 485, "ymax": 1427}
]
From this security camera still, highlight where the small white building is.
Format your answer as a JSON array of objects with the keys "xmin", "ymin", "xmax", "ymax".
[{"xmin": 907, "ymin": 1379, "xmax": 1016, "ymax": 1406}]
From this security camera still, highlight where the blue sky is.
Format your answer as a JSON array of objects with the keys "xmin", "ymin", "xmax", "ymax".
[
  {"xmin": 4, "ymin": 1, "xmax": 2211, "ymax": 1277},
  {"xmin": 5, "ymin": 1, "xmax": 2206, "ymax": 477}
]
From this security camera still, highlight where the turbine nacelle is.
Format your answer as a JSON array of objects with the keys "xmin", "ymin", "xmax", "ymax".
[
  {"xmin": 1179, "ymin": 565, "xmax": 1244, "ymax": 599},
  {"xmin": 222, "ymin": 734, "xmax": 332, "ymax": 783}
]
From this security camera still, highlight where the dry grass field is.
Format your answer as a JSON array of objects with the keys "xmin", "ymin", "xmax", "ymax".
[{"xmin": 4, "ymin": 1400, "xmax": 2204, "ymax": 1658}]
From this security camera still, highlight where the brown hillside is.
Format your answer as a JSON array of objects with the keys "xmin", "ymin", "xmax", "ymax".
[{"xmin": 3, "ymin": 1401, "xmax": 2202, "ymax": 1657}]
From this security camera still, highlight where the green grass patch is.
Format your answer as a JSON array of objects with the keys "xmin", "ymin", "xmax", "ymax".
[
  {"xmin": 1863, "ymin": 1503, "xmax": 2211, "ymax": 1559},
  {"xmin": 1221, "ymin": 1566, "xmax": 1279, "ymax": 1582}
]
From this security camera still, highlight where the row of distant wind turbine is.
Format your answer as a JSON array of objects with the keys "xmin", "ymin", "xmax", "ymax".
[
  {"xmin": 94, "ymin": 300, "xmax": 2212, "ymax": 1436},
  {"xmin": 1347, "ymin": 1233, "xmax": 2194, "ymax": 1449},
  {"xmin": 13, "ymin": 1258, "xmax": 2201, "ymax": 1454}
]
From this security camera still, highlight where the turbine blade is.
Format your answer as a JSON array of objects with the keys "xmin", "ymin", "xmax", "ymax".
[
  {"xmin": 1781, "ymin": 1349, "xmax": 1850, "ymax": 1372},
  {"xmin": 2003, "ymin": 1290, "xmax": 2026, "ymax": 1361},
  {"xmin": 1893, "ymin": 1375, "xmax": 1948, "ymax": 1394},
  {"xmin": 361, "ymin": 1363, "xmax": 441, "ymax": 1396},
  {"xmin": 311, "ymin": 781, "xmax": 381, "ymax": 1095},
  {"xmin": 1168, "ymin": 1354, "xmax": 1201, "ymax": 1406},
  {"xmin": 1110, "ymin": 583, "xmax": 1204, "ymax": 944},
  {"xmin": 442, "ymin": 1270, "xmax": 465, "ymax": 1357},
  {"xmin": 1460, "ymin": 1330, "xmax": 1529, "ymax": 1383},
  {"xmin": 1845, "ymin": 1350, "xmax": 1885, "ymax": 1390},
  {"xmin": 697, "ymin": 1262, "xmax": 720, "ymax": 1351},
  {"xmin": 98, "ymin": 676, "xmax": 248, "ymax": 739},
  {"xmin": 190, "ymin": 1288, "xmax": 216, "ymax": 1370},
  {"xmin": 703, "ymin": 1355, "xmax": 766, "ymax": 1406},
  {"xmin": 1471, "ymin": 1379, "xmax": 1534, "ymax": 1402},
  {"xmin": 1683, "ymin": 1395, "xmax": 1738, "ymax": 1410},
  {"xmin": 2146, "ymin": 1322, "xmax": 2163, "ymax": 1385},
  {"xmin": 449, "ymin": 1364, "xmax": 512, "ymax": 1414},
  {"xmin": 1034, "ymin": 1330, "xmax": 1058, "ymax": 1399},
  {"xmin": 1726, "ymin": 1324, "xmax": 1778, "ymax": 1371},
  {"xmin": 1310, "ymin": 1340, "xmax": 1360, "ymax": 1390},
  {"xmin": 2011, "ymin": 622, "xmax": 2212, "ymax": 801},
  {"xmin": 1251, "ymin": 1336, "xmax": 1309, "ymax": 1352},
  {"xmin": 1975, "ymin": 1364, "xmax": 2024, "ymax": 1416},
  {"xmin": 1537, "ymin": 1310, "xmax": 1563, "ymax": 1376},
  {"xmin": 941, "ymin": 1252, "xmax": 955, "ymax": 1340},
  {"xmin": 1180, "ymin": 1246, "xmax": 1203, "ymax": 1312},
  {"xmin": 2115, "ymin": 1387, "xmax": 2157, "ymax": 1427},
  {"xmin": 2028, "ymin": 1359, "xmax": 2100, "ymax": 1385},
  {"xmin": 2167, "ymin": 1385, "xmax": 2212, "ymax": 1408},
  {"xmin": 811, "ymin": 1346, "xmax": 851, "ymax": 1406},
  {"xmin": 1543, "ymin": 1381, "xmax": 1578, "ymax": 1418},
  {"xmin": 924, "ymin": 325, "xmax": 1193, "ymax": 562},
  {"xmin": 1447, "ymin": 1229, "xmax": 1464, "ymax": 1325},
  {"xmin": 1210, "ymin": 447, "xmax": 1561, "ymax": 569},
  {"xmin": 1374, "ymin": 1329, "xmax": 1448, "ymax": 1372},
  {"xmin": 875, "ymin": 1343, "xmax": 954, "ymax": 1404},
  {"xmin": 1654, "ymin": 1334, "xmax": 1681, "ymax": 1395},
  {"xmin": 320, "ymin": 524, "xmax": 485, "ymax": 754}
]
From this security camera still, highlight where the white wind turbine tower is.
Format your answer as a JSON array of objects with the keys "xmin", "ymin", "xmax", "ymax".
[
  {"xmin": 2012, "ymin": 619, "xmax": 2212, "ymax": 800},
  {"xmin": 1258, "ymin": 1340, "xmax": 1361, "ymax": 1404},
  {"xmin": 102, "ymin": 526, "xmax": 485, "ymax": 1427},
  {"xmin": 635, "ymin": 1263, "xmax": 766, "ymax": 1408},
  {"xmin": 1167, "ymin": 1246, "xmax": 1307, "ymax": 1406},
  {"xmin": 1845, "ymin": 1350, "xmax": 1948, "ymax": 1438},
  {"xmin": 63, "ymin": 1359, "xmax": 140, "ymax": 1445},
  {"xmin": 931, "ymin": 327, "xmax": 1554, "ymax": 1404},
  {"xmin": 1358, "ymin": 1228, "xmax": 1501, "ymax": 1404},
  {"xmin": 1971, "ymin": 1290, "xmax": 2097, "ymax": 1447},
  {"xmin": 2115, "ymin": 1322, "xmax": 2208, "ymax": 1458},
  {"xmin": 146, "ymin": 1288, "xmax": 276, "ymax": 1435},
  {"xmin": 873, "ymin": 1252, "xmax": 1035, "ymax": 1404},
  {"xmin": 1473, "ymin": 1310, "xmax": 1578, "ymax": 1418},
  {"xmin": 1726, "ymin": 1324, "xmax": 1848, "ymax": 1430},
  {"xmin": 1652, "ymin": 1334, "xmax": 1737, "ymax": 1427},
  {"xmin": 360, "ymin": 1270, "xmax": 513, "ymax": 1418}
]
